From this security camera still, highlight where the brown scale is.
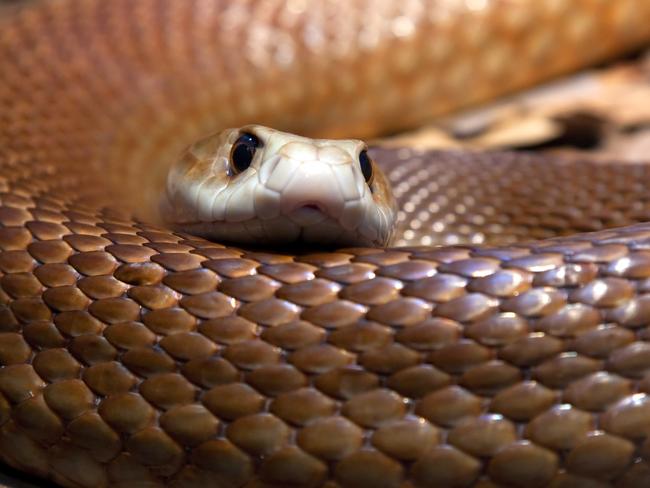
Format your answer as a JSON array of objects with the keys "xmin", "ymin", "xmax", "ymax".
[
  {"xmin": 2, "ymin": 147, "xmax": 650, "ymax": 487},
  {"xmin": 2, "ymin": 0, "xmax": 650, "ymax": 487}
]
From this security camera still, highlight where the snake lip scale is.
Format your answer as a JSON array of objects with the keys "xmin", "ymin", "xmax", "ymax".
[{"xmin": 1, "ymin": 0, "xmax": 650, "ymax": 487}]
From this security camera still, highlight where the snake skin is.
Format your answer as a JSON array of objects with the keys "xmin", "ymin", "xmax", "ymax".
[{"xmin": 2, "ymin": 0, "xmax": 650, "ymax": 487}]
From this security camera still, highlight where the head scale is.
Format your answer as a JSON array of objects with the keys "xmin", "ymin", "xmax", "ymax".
[{"xmin": 162, "ymin": 125, "xmax": 397, "ymax": 246}]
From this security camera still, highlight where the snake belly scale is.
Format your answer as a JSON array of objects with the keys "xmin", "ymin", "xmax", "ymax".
[{"xmin": 1, "ymin": 0, "xmax": 650, "ymax": 487}]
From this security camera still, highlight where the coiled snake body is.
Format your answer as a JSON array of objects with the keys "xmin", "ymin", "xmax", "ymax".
[{"xmin": 1, "ymin": 1, "xmax": 650, "ymax": 487}]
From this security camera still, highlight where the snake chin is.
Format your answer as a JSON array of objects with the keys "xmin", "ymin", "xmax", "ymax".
[{"xmin": 164, "ymin": 214, "xmax": 392, "ymax": 248}]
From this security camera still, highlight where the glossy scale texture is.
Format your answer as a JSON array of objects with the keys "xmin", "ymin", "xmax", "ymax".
[{"xmin": 1, "ymin": 1, "xmax": 650, "ymax": 487}]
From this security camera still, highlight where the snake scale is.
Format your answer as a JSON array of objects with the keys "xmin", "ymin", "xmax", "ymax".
[{"xmin": 2, "ymin": 0, "xmax": 650, "ymax": 486}]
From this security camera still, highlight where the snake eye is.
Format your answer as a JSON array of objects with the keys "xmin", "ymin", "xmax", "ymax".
[
  {"xmin": 230, "ymin": 132, "xmax": 260, "ymax": 174},
  {"xmin": 359, "ymin": 149, "xmax": 373, "ymax": 184}
]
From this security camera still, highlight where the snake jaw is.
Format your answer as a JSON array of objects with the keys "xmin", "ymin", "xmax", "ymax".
[{"xmin": 163, "ymin": 125, "xmax": 397, "ymax": 246}]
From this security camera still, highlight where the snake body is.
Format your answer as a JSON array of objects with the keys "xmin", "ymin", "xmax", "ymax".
[{"xmin": 1, "ymin": 1, "xmax": 650, "ymax": 487}]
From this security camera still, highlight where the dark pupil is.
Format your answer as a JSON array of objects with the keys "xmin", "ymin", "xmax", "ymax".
[
  {"xmin": 231, "ymin": 133, "xmax": 259, "ymax": 173},
  {"xmin": 359, "ymin": 150, "xmax": 373, "ymax": 182}
]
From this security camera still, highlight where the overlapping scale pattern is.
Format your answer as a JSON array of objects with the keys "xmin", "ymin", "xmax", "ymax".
[
  {"xmin": 1, "ymin": 149, "xmax": 650, "ymax": 486},
  {"xmin": 2, "ymin": 0, "xmax": 650, "ymax": 486}
]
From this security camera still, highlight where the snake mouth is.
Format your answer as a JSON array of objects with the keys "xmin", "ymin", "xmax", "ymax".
[
  {"xmin": 288, "ymin": 203, "xmax": 329, "ymax": 225},
  {"xmin": 301, "ymin": 203, "xmax": 322, "ymax": 212},
  {"xmin": 284, "ymin": 200, "xmax": 327, "ymax": 213}
]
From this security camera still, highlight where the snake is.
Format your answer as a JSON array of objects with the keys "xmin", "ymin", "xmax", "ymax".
[
  {"xmin": 1, "ymin": 0, "xmax": 650, "ymax": 487},
  {"xmin": 161, "ymin": 125, "xmax": 397, "ymax": 247}
]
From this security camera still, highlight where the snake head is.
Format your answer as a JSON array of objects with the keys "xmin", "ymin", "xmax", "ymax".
[{"xmin": 161, "ymin": 125, "xmax": 397, "ymax": 246}]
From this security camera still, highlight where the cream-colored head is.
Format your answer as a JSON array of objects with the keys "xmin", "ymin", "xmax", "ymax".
[{"xmin": 161, "ymin": 125, "xmax": 396, "ymax": 246}]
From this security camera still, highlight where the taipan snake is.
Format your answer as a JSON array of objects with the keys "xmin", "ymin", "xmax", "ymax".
[
  {"xmin": 161, "ymin": 125, "xmax": 397, "ymax": 247},
  {"xmin": 1, "ymin": 1, "xmax": 650, "ymax": 487}
]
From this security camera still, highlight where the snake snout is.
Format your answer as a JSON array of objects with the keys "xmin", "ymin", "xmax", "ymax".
[{"xmin": 279, "ymin": 164, "xmax": 347, "ymax": 220}]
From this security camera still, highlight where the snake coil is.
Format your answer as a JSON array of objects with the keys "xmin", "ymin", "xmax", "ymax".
[{"xmin": 1, "ymin": 1, "xmax": 650, "ymax": 487}]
